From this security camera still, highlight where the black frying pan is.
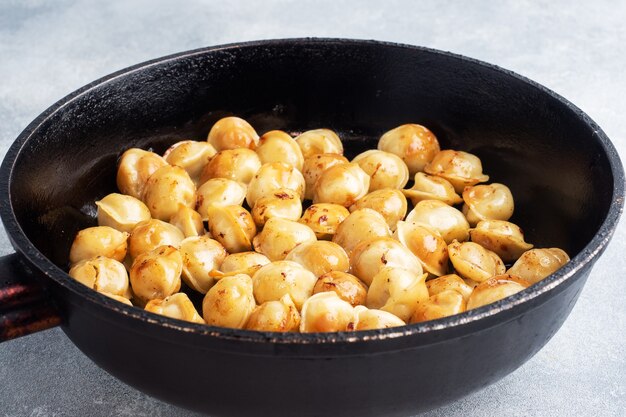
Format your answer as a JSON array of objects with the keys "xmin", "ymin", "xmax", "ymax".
[{"xmin": 0, "ymin": 39, "xmax": 623, "ymax": 416}]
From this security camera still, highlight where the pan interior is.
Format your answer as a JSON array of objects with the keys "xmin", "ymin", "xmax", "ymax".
[{"xmin": 7, "ymin": 41, "xmax": 613, "ymax": 277}]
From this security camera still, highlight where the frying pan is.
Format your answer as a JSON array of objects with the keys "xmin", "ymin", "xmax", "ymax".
[{"xmin": 0, "ymin": 39, "xmax": 622, "ymax": 417}]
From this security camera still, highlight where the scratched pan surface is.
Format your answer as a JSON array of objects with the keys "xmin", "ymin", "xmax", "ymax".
[{"xmin": 0, "ymin": 39, "xmax": 623, "ymax": 416}]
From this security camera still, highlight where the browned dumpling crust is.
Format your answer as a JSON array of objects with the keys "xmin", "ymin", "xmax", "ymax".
[
  {"xmin": 164, "ymin": 140, "xmax": 217, "ymax": 184},
  {"xmin": 424, "ymin": 150, "xmax": 489, "ymax": 193},
  {"xmin": 70, "ymin": 226, "xmax": 129, "ymax": 265},
  {"xmin": 378, "ymin": 124, "xmax": 440, "ymax": 175},
  {"xmin": 207, "ymin": 116, "xmax": 259, "ymax": 151},
  {"xmin": 200, "ymin": 148, "xmax": 261, "ymax": 186}
]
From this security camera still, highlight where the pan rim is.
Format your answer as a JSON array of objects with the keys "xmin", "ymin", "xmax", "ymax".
[{"xmin": 0, "ymin": 37, "xmax": 623, "ymax": 346}]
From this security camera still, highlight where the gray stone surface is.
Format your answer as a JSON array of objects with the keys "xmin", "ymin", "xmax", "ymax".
[{"xmin": 0, "ymin": 1, "xmax": 625, "ymax": 416}]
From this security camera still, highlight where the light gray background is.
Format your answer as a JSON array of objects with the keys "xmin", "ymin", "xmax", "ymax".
[{"xmin": 1, "ymin": 1, "xmax": 625, "ymax": 416}]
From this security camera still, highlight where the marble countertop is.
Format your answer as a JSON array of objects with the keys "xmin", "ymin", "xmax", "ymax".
[{"xmin": 0, "ymin": 1, "xmax": 624, "ymax": 416}]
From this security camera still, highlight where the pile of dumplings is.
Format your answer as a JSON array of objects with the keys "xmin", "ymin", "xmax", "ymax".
[{"xmin": 67, "ymin": 117, "xmax": 570, "ymax": 332}]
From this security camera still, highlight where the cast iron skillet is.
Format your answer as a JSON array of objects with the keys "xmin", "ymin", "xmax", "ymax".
[{"xmin": 0, "ymin": 39, "xmax": 623, "ymax": 416}]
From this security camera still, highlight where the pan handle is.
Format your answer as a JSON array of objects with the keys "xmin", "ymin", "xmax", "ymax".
[{"xmin": 0, "ymin": 253, "xmax": 61, "ymax": 342}]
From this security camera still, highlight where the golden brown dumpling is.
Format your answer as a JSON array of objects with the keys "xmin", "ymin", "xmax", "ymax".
[
  {"xmin": 298, "ymin": 203, "xmax": 350, "ymax": 240},
  {"xmin": 129, "ymin": 245, "xmax": 183, "ymax": 304},
  {"xmin": 69, "ymin": 226, "xmax": 129, "ymax": 265},
  {"xmin": 285, "ymin": 241, "xmax": 349, "ymax": 277},
  {"xmin": 246, "ymin": 162, "xmax": 305, "ymax": 207},
  {"xmin": 255, "ymin": 130, "xmax": 304, "ymax": 171},
  {"xmin": 506, "ymin": 248, "xmax": 569, "ymax": 284},
  {"xmin": 302, "ymin": 153, "xmax": 349, "ymax": 200},
  {"xmin": 207, "ymin": 116, "xmax": 259, "ymax": 151},
  {"xmin": 206, "ymin": 205, "xmax": 256, "ymax": 253},
  {"xmin": 245, "ymin": 294, "xmax": 300, "ymax": 332},
  {"xmin": 116, "ymin": 148, "xmax": 168, "ymax": 199},
  {"xmin": 351, "ymin": 150, "xmax": 409, "ymax": 191},
  {"xmin": 142, "ymin": 165, "xmax": 196, "ymax": 221},
  {"xmin": 253, "ymin": 218, "xmax": 317, "ymax": 261},
  {"xmin": 199, "ymin": 148, "xmax": 261, "ymax": 186},
  {"xmin": 163, "ymin": 140, "xmax": 217, "ymax": 183},
  {"xmin": 402, "ymin": 172, "xmax": 462, "ymax": 206},
  {"xmin": 313, "ymin": 163, "xmax": 370, "ymax": 207},
  {"xmin": 252, "ymin": 261, "xmax": 318, "ymax": 310},
  {"xmin": 466, "ymin": 274, "xmax": 530, "ymax": 310},
  {"xmin": 299, "ymin": 292, "xmax": 354, "ymax": 333},
  {"xmin": 128, "ymin": 219, "xmax": 184, "ymax": 259},
  {"xmin": 405, "ymin": 200, "xmax": 470, "ymax": 244},
  {"xmin": 394, "ymin": 221, "xmax": 448, "ymax": 277},
  {"xmin": 332, "ymin": 209, "xmax": 391, "ymax": 256},
  {"xmin": 313, "ymin": 271, "xmax": 368, "ymax": 307},
  {"xmin": 366, "ymin": 267, "xmax": 429, "ymax": 322},
  {"xmin": 424, "ymin": 149, "xmax": 489, "ymax": 193},
  {"xmin": 179, "ymin": 236, "xmax": 227, "ymax": 294},
  {"xmin": 378, "ymin": 124, "xmax": 440, "ymax": 175},
  {"xmin": 95, "ymin": 193, "xmax": 151, "ymax": 234},
  {"xmin": 350, "ymin": 237, "xmax": 423, "ymax": 286},
  {"xmin": 351, "ymin": 306, "xmax": 405, "ymax": 330},
  {"xmin": 145, "ymin": 293, "xmax": 205, "ymax": 324},
  {"xmin": 462, "ymin": 183, "xmax": 514, "ymax": 226},
  {"xmin": 69, "ymin": 256, "xmax": 131, "ymax": 300},
  {"xmin": 448, "ymin": 240, "xmax": 505, "ymax": 283},
  {"xmin": 251, "ymin": 188, "xmax": 302, "ymax": 227},
  {"xmin": 295, "ymin": 129, "xmax": 343, "ymax": 158},
  {"xmin": 411, "ymin": 290, "xmax": 466, "ymax": 323},
  {"xmin": 202, "ymin": 274, "xmax": 256, "ymax": 328},
  {"xmin": 349, "ymin": 189, "xmax": 407, "ymax": 231},
  {"xmin": 469, "ymin": 220, "xmax": 533, "ymax": 263}
]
